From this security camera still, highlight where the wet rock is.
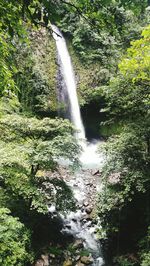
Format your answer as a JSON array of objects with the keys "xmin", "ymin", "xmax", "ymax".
[
  {"xmin": 34, "ymin": 260, "xmax": 44, "ymax": 266},
  {"xmin": 85, "ymin": 207, "xmax": 92, "ymax": 214},
  {"xmin": 63, "ymin": 259, "xmax": 72, "ymax": 266},
  {"xmin": 80, "ymin": 256, "xmax": 94, "ymax": 264},
  {"xmin": 50, "ymin": 253, "xmax": 56, "ymax": 258},
  {"xmin": 75, "ymin": 255, "xmax": 81, "ymax": 261},
  {"xmin": 41, "ymin": 255, "xmax": 49, "ymax": 266},
  {"xmin": 81, "ymin": 214, "xmax": 91, "ymax": 221},
  {"xmin": 34, "ymin": 255, "xmax": 49, "ymax": 266},
  {"xmin": 90, "ymin": 183, "xmax": 94, "ymax": 188},
  {"xmin": 66, "ymin": 225, "xmax": 71, "ymax": 229},
  {"xmin": 89, "ymin": 226, "xmax": 96, "ymax": 234},
  {"xmin": 86, "ymin": 216, "xmax": 93, "ymax": 221},
  {"xmin": 74, "ymin": 183, "xmax": 78, "ymax": 187},
  {"xmin": 73, "ymin": 239, "xmax": 84, "ymax": 249},
  {"xmin": 83, "ymin": 201, "xmax": 89, "ymax": 207},
  {"xmin": 81, "ymin": 217, "xmax": 91, "ymax": 224},
  {"xmin": 93, "ymin": 170, "xmax": 100, "ymax": 176},
  {"xmin": 85, "ymin": 181, "xmax": 91, "ymax": 186},
  {"xmin": 64, "ymin": 250, "xmax": 71, "ymax": 257},
  {"xmin": 72, "ymin": 218, "xmax": 77, "ymax": 223},
  {"xmin": 86, "ymin": 220, "xmax": 92, "ymax": 227},
  {"xmin": 75, "ymin": 262, "xmax": 85, "ymax": 266}
]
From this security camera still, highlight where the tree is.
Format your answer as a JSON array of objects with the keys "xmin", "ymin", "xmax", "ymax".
[
  {"xmin": 119, "ymin": 25, "xmax": 150, "ymax": 83},
  {"xmin": 0, "ymin": 208, "xmax": 32, "ymax": 266},
  {"xmin": 0, "ymin": 0, "xmax": 148, "ymax": 97},
  {"xmin": 0, "ymin": 108, "xmax": 79, "ymax": 261},
  {"xmin": 0, "ymin": 0, "xmax": 28, "ymax": 95},
  {"xmin": 0, "ymin": 113, "xmax": 79, "ymax": 214},
  {"xmin": 97, "ymin": 25, "xmax": 150, "ymax": 265}
]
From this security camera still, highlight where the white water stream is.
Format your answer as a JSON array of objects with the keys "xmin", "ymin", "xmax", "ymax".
[
  {"xmin": 52, "ymin": 25, "xmax": 85, "ymax": 142},
  {"xmin": 52, "ymin": 25, "xmax": 105, "ymax": 266}
]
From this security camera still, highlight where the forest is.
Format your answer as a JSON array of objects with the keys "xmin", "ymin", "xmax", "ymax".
[{"xmin": 0, "ymin": 1, "xmax": 150, "ymax": 266}]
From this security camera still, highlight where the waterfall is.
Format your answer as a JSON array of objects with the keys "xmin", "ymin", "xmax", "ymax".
[
  {"xmin": 52, "ymin": 25, "xmax": 104, "ymax": 168},
  {"xmin": 52, "ymin": 25, "xmax": 86, "ymax": 142},
  {"xmin": 52, "ymin": 25, "xmax": 105, "ymax": 266}
]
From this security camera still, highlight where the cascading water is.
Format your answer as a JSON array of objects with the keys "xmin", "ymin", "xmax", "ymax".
[
  {"xmin": 52, "ymin": 25, "xmax": 105, "ymax": 266},
  {"xmin": 52, "ymin": 25, "xmax": 85, "ymax": 142}
]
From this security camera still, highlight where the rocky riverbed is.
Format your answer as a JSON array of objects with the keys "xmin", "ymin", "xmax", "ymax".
[
  {"xmin": 34, "ymin": 167, "xmax": 104, "ymax": 266},
  {"xmin": 61, "ymin": 168, "xmax": 104, "ymax": 266},
  {"xmin": 34, "ymin": 142, "xmax": 105, "ymax": 266}
]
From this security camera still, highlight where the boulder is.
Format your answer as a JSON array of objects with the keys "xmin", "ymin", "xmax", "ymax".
[
  {"xmin": 63, "ymin": 259, "xmax": 72, "ymax": 266},
  {"xmin": 65, "ymin": 225, "xmax": 71, "ymax": 229},
  {"xmin": 80, "ymin": 256, "xmax": 93, "ymax": 264},
  {"xmin": 75, "ymin": 255, "xmax": 81, "ymax": 261},
  {"xmin": 81, "ymin": 215, "xmax": 92, "ymax": 222},
  {"xmin": 85, "ymin": 207, "xmax": 92, "ymax": 214},
  {"xmin": 34, "ymin": 259, "xmax": 44, "ymax": 266},
  {"xmin": 41, "ymin": 255, "xmax": 49, "ymax": 266},
  {"xmin": 72, "ymin": 218, "xmax": 77, "ymax": 223},
  {"xmin": 73, "ymin": 239, "xmax": 84, "ymax": 249},
  {"xmin": 75, "ymin": 262, "xmax": 85, "ymax": 266},
  {"xmin": 83, "ymin": 201, "xmax": 89, "ymax": 207},
  {"xmin": 34, "ymin": 255, "xmax": 49, "ymax": 266}
]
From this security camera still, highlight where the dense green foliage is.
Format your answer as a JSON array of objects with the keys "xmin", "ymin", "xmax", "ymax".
[
  {"xmin": 97, "ymin": 25, "xmax": 150, "ymax": 265},
  {"xmin": 0, "ymin": 1, "xmax": 81, "ymax": 263},
  {"xmin": 0, "ymin": 108, "xmax": 79, "ymax": 209},
  {"xmin": 57, "ymin": 0, "xmax": 149, "ymax": 114},
  {"xmin": 0, "ymin": 0, "xmax": 150, "ymax": 265},
  {"xmin": 0, "ymin": 208, "xmax": 32, "ymax": 266},
  {"xmin": 0, "ymin": 96, "xmax": 79, "ymax": 263},
  {"xmin": 15, "ymin": 28, "xmax": 58, "ymax": 115}
]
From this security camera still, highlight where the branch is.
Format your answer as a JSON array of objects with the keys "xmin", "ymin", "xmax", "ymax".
[
  {"xmin": 24, "ymin": 5, "xmax": 62, "ymax": 37},
  {"xmin": 61, "ymin": 0, "xmax": 93, "ymax": 24},
  {"xmin": 61, "ymin": 0, "xmax": 101, "ymax": 34},
  {"xmin": 24, "ymin": 0, "xmax": 100, "ymax": 36}
]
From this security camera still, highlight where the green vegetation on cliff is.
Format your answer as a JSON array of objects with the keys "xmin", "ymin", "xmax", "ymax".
[
  {"xmin": 0, "ymin": 1, "xmax": 150, "ymax": 265},
  {"xmin": 15, "ymin": 28, "xmax": 58, "ymax": 115},
  {"xmin": 97, "ymin": 25, "xmax": 150, "ymax": 266},
  {"xmin": 0, "ymin": 1, "xmax": 80, "ymax": 264}
]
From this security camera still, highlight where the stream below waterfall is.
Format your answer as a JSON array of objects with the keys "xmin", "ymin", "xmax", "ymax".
[
  {"xmin": 51, "ymin": 25, "xmax": 105, "ymax": 266},
  {"xmin": 61, "ymin": 142, "xmax": 105, "ymax": 266}
]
